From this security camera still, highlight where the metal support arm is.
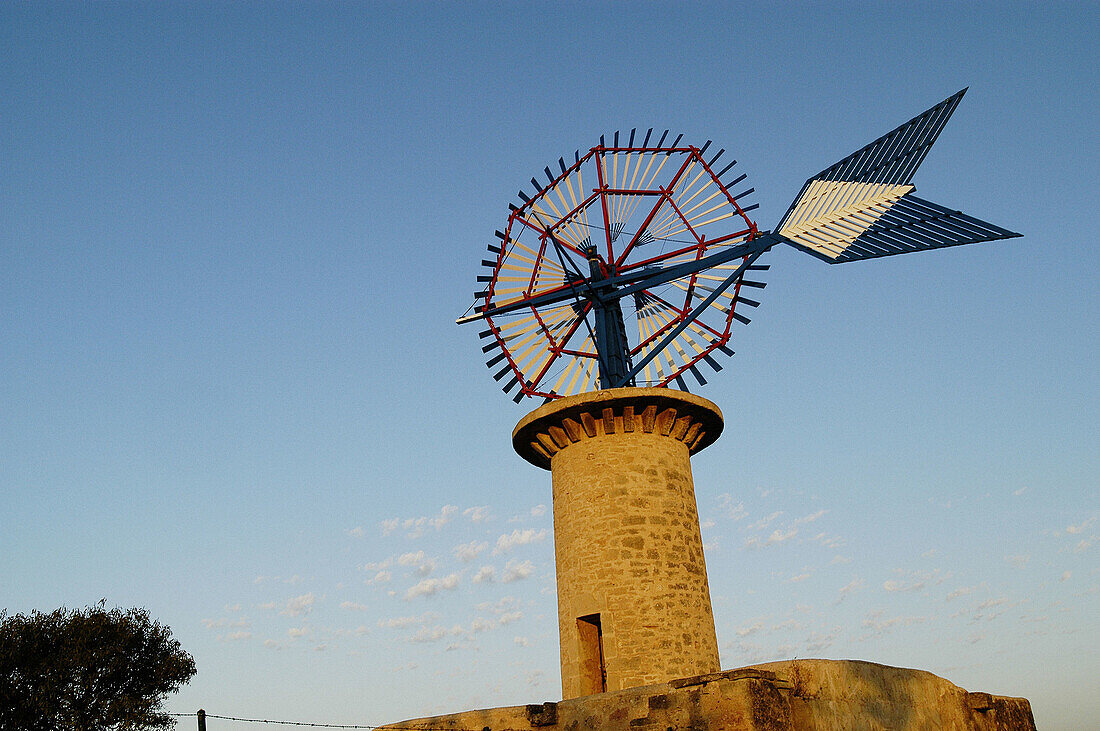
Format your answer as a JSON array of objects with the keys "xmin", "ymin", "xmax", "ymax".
[{"xmin": 614, "ymin": 242, "xmax": 771, "ymax": 387}]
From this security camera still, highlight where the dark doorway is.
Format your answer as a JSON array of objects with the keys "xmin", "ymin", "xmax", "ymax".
[{"xmin": 577, "ymin": 613, "xmax": 607, "ymax": 694}]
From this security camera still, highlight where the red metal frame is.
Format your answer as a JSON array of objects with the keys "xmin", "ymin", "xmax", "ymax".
[{"xmin": 481, "ymin": 138, "xmax": 759, "ymax": 400}]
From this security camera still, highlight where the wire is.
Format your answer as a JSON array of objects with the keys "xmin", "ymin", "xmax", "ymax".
[
  {"xmin": 572, "ymin": 218, "xmax": 748, "ymax": 250},
  {"xmin": 168, "ymin": 711, "xmax": 492, "ymax": 731},
  {"xmin": 169, "ymin": 713, "xmax": 372, "ymax": 728}
]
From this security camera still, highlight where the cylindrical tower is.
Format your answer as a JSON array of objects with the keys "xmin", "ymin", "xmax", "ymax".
[{"xmin": 513, "ymin": 387, "xmax": 723, "ymax": 699}]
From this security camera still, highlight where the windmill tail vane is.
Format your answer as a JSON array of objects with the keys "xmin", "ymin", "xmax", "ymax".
[
  {"xmin": 772, "ymin": 87, "xmax": 1020, "ymax": 263},
  {"xmin": 459, "ymin": 88, "xmax": 1020, "ymax": 402}
]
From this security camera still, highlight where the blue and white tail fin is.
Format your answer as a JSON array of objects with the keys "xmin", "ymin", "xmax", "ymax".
[{"xmin": 775, "ymin": 89, "xmax": 1020, "ymax": 263}]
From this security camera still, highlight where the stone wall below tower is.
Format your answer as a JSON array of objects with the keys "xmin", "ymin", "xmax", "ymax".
[{"xmin": 377, "ymin": 659, "xmax": 1036, "ymax": 730}]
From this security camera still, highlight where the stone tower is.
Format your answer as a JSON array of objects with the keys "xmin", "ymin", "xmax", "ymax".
[{"xmin": 513, "ymin": 387, "xmax": 724, "ymax": 699}]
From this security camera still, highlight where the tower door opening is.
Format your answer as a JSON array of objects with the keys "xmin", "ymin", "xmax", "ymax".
[{"xmin": 577, "ymin": 613, "xmax": 606, "ymax": 694}]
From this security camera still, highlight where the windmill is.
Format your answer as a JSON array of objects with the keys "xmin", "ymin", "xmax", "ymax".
[
  {"xmin": 457, "ymin": 90, "xmax": 1020, "ymax": 699},
  {"xmin": 458, "ymin": 88, "xmax": 1019, "ymax": 402}
]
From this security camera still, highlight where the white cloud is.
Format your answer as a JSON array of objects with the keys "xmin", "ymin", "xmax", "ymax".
[
  {"xmin": 743, "ymin": 512, "xmax": 826, "ymax": 549},
  {"xmin": 467, "ymin": 617, "xmax": 495, "ymax": 635},
  {"xmin": 946, "ymin": 585, "xmax": 977, "ymax": 601},
  {"xmin": 514, "ymin": 636, "xmax": 530, "ymax": 647},
  {"xmin": 717, "ymin": 493, "xmax": 747, "ymax": 521},
  {"xmin": 398, "ymin": 551, "xmax": 425, "ymax": 566},
  {"xmin": 453, "ymin": 540, "xmax": 488, "ymax": 562},
  {"xmin": 346, "ymin": 526, "xmax": 365, "ymax": 538},
  {"xmin": 770, "ymin": 527, "xmax": 796, "ymax": 545},
  {"xmin": 377, "ymin": 612, "xmax": 438, "ymax": 629},
  {"xmin": 494, "ymin": 528, "xmax": 548, "ymax": 555},
  {"xmin": 812, "ymin": 532, "xmax": 844, "ymax": 550},
  {"xmin": 748, "ymin": 511, "xmax": 783, "ymax": 531},
  {"xmin": 384, "ymin": 506, "xmax": 460, "ymax": 538},
  {"xmin": 949, "ymin": 596, "xmax": 1016, "ymax": 623},
  {"xmin": 362, "ymin": 558, "xmax": 393, "ymax": 572},
  {"xmin": 340, "ymin": 601, "xmax": 370, "ymax": 611},
  {"xmin": 397, "ymin": 551, "xmax": 437, "ymax": 575},
  {"xmin": 408, "ymin": 626, "xmax": 448, "ymax": 643},
  {"xmin": 429, "ymin": 505, "xmax": 458, "ymax": 529},
  {"xmin": 802, "ymin": 629, "xmax": 839, "ymax": 654},
  {"xmin": 1013, "ymin": 486, "xmax": 1028, "ymax": 496},
  {"xmin": 786, "ymin": 572, "xmax": 811, "ymax": 583},
  {"xmin": 883, "ymin": 579, "xmax": 925, "ymax": 593},
  {"xmin": 836, "ymin": 577, "xmax": 864, "ymax": 603},
  {"xmin": 477, "ymin": 596, "xmax": 521, "ymax": 615},
  {"xmin": 472, "ymin": 565, "xmax": 496, "ymax": 584},
  {"xmin": 862, "ymin": 611, "xmax": 928, "ymax": 633},
  {"xmin": 744, "ymin": 527, "xmax": 797, "ymax": 549},
  {"xmin": 793, "ymin": 509, "xmax": 827, "ymax": 526},
  {"xmin": 201, "ymin": 618, "xmax": 226, "ymax": 629},
  {"xmin": 501, "ymin": 559, "xmax": 536, "ymax": 583},
  {"xmin": 464, "ymin": 505, "xmax": 491, "ymax": 522},
  {"xmin": 736, "ymin": 621, "xmax": 764, "ymax": 637},
  {"xmin": 263, "ymin": 639, "xmax": 280, "ymax": 649},
  {"xmin": 379, "ymin": 616, "xmax": 417, "ymax": 629},
  {"xmin": 287, "ymin": 627, "xmax": 310, "ymax": 638},
  {"xmin": 280, "ymin": 593, "xmax": 316, "ymax": 617},
  {"xmin": 405, "ymin": 573, "xmax": 460, "ymax": 599},
  {"xmin": 254, "ymin": 574, "xmax": 302, "ymax": 585},
  {"xmin": 1005, "ymin": 554, "xmax": 1030, "ymax": 569},
  {"xmin": 1060, "ymin": 571, "xmax": 1072, "ymax": 582},
  {"xmin": 498, "ymin": 611, "xmax": 523, "ymax": 625},
  {"xmin": 222, "ymin": 631, "xmax": 252, "ymax": 642},
  {"xmin": 367, "ymin": 570, "xmax": 392, "ymax": 585},
  {"xmin": 530, "ymin": 504, "xmax": 547, "ymax": 517},
  {"xmin": 882, "ymin": 568, "xmax": 950, "ymax": 594},
  {"xmin": 1066, "ymin": 517, "xmax": 1095, "ymax": 535}
]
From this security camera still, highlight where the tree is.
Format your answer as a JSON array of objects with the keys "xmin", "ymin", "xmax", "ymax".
[{"xmin": 0, "ymin": 602, "xmax": 196, "ymax": 731}]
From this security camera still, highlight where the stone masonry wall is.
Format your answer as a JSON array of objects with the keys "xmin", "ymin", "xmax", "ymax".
[
  {"xmin": 513, "ymin": 389, "xmax": 724, "ymax": 699},
  {"xmin": 378, "ymin": 660, "xmax": 1036, "ymax": 730}
]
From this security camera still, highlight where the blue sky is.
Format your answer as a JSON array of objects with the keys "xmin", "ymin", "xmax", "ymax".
[{"xmin": 1, "ymin": 2, "xmax": 1096, "ymax": 729}]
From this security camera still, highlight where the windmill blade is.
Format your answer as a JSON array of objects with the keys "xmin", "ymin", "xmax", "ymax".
[
  {"xmin": 776, "ymin": 89, "xmax": 1020, "ymax": 263},
  {"xmin": 800, "ymin": 88, "xmax": 967, "ymax": 193},
  {"xmin": 825, "ymin": 195, "xmax": 1022, "ymax": 263},
  {"xmin": 778, "ymin": 185, "xmax": 1020, "ymax": 263}
]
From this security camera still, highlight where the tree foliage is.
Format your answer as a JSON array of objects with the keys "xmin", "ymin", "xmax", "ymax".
[{"xmin": 0, "ymin": 603, "xmax": 196, "ymax": 731}]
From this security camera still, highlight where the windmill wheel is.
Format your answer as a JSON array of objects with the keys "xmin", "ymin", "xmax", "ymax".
[{"xmin": 475, "ymin": 130, "xmax": 764, "ymax": 401}]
